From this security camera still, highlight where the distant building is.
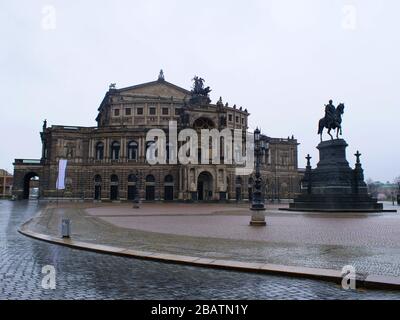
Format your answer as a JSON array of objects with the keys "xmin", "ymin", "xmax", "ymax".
[
  {"xmin": 0, "ymin": 169, "xmax": 13, "ymax": 198},
  {"xmin": 367, "ymin": 181, "xmax": 399, "ymax": 201},
  {"xmin": 12, "ymin": 72, "xmax": 302, "ymax": 201}
]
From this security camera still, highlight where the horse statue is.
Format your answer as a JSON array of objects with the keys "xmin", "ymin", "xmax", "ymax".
[
  {"xmin": 317, "ymin": 102, "xmax": 345, "ymax": 142},
  {"xmin": 192, "ymin": 76, "xmax": 211, "ymax": 96}
]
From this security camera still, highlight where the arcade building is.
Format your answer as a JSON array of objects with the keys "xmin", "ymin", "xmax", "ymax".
[{"xmin": 13, "ymin": 71, "xmax": 302, "ymax": 202}]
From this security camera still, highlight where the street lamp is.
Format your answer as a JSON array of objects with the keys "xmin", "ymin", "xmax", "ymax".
[{"xmin": 250, "ymin": 127, "xmax": 266, "ymax": 226}]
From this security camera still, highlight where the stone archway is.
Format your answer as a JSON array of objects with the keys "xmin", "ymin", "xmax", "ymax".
[
  {"xmin": 23, "ymin": 172, "xmax": 40, "ymax": 199},
  {"xmin": 197, "ymin": 171, "xmax": 213, "ymax": 201},
  {"xmin": 193, "ymin": 117, "xmax": 215, "ymax": 130}
]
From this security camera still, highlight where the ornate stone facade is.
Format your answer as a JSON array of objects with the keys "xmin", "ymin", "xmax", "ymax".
[{"xmin": 13, "ymin": 73, "xmax": 302, "ymax": 201}]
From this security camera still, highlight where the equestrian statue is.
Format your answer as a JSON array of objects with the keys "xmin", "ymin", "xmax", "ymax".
[{"xmin": 317, "ymin": 100, "xmax": 345, "ymax": 142}]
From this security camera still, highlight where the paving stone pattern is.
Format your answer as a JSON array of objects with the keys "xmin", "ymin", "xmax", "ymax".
[{"xmin": 1, "ymin": 200, "xmax": 399, "ymax": 299}]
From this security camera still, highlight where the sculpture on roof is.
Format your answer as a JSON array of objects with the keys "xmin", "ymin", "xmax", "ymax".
[
  {"xmin": 189, "ymin": 76, "xmax": 211, "ymax": 105},
  {"xmin": 158, "ymin": 69, "xmax": 165, "ymax": 81},
  {"xmin": 191, "ymin": 76, "xmax": 211, "ymax": 97}
]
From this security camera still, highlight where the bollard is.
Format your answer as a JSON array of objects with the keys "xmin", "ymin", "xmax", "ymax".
[
  {"xmin": 132, "ymin": 198, "xmax": 140, "ymax": 209},
  {"xmin": 61, "ymin": 219, "xmax": 70, "ymax": 238}
]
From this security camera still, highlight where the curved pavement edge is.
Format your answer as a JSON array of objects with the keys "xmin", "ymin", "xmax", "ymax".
[{"xmin": 18, "ymin": 215, "xmax": 400, "ymax": 291}]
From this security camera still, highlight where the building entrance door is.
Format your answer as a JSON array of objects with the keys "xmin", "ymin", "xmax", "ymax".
[
  {"xmin": 146, "ymin": 186, "xmax": 155, "ymax": 200},
  {"xmin": 164, "ymin": 186, "xmax": 173, "ymax": 200},
  {"xmin": 23, "ymin": 172, "xmax": 39, "ymax": 199},
  {"xmin": 197, "ymin": 171, "xmax": 213, "ymax": 201},
  {"xmin": 110, "ymin": 186, "xmax": 118, "ymax": 200},
  {"xmin": 127, "ymin": 186, "xmax": 136, "ymax": 200},
  {"xmin": 94, "ymin": 185, "xmax": 101, "ymax": 200},
  {"xmin": 197, "ymin": 182, "xmax": 204, "ymax": 200}
]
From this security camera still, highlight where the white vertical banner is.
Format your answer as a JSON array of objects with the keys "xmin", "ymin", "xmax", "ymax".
[{"xmin": 56, "ymin": 159, "xmax": 68, "ymax": 190}]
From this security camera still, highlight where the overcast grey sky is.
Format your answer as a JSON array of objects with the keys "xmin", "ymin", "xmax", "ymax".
[{"xmin": 0, "ymin": 0, "xmax": 399, "ymax": 182}]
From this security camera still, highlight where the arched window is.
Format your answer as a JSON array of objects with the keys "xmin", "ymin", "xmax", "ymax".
[
  {"xmin": 234, "ymin": 144, "xmax": 243, "ymax": 163},
  {"xmin": 110, "ymin": 174, "xmax": 119, "ymax": 183},
  {"xmin": 193, "ymin": 117, "xmax": 215, "ymax": 129},
  {"xmin": 128, "ymin": 174, "xmax": 137, "ymax": 183},
  {"xmin": 111, "ymin": 141, "xmax": 120, "ymax": 160},
  {"xmin": 94, "ymin": 175, "xmax": 102, "ymax": 183},
  {"xmin": 95, "ymin": 142, "xmax": 104, "ymax": 160},
  {"xmin": 146, "ymin": 174, "xmax": 155, "ymax": 183},
  {"xmin": 164, "ymin": 175, "xmax": 174, "ymax": 183},
  {"xmin": 146, "ymin": 141, "xmax": 156, "ymax": 162},
  {"xmin": 127, "ymin": 141, "xmax": 138, "ymax": 160}
]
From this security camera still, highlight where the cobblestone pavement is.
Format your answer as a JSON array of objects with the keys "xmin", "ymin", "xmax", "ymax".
[
  {"xmin": 1, "ymin": 200, "xmax": 399, "ymax": 299},
  {"xmin": 88, "ymin": 204, "xmax": 400, "ymax": 247},
  {"xmin": 84, "ymin": 203, "xmax": 400, "ymax": 277}
]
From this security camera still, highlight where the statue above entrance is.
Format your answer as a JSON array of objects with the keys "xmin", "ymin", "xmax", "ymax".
[{"xmin": 189, "ymin": 76, "xmax": 211, "ymax": 105}]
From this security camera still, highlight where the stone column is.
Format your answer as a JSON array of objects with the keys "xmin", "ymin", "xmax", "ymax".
[
  {"xmin": 88, "ymin": 139, "xmax": 91, "ymax": 159},
  {"xmin": 105, "ymin": 138, "xmax": 109, "ymax": 161},
  {"xmin": 139, "ymin": 137, "xmax": 144, "ymax": 162},
  {"xmin": 121, "ymin": 137, "xmax": 126, "ymax": 159},
  {"xmin": 89, "ymin": 138, "xmax": 94, "ymax": 159}
]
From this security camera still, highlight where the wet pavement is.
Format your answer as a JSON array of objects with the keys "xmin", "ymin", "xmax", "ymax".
[
  {"xmin": 59, "ymin": 203, "xmax": 400, "ymax": 277},
  {"xmin": 1, "ymin": 200, "xmax": 399, "ymax": 299}
]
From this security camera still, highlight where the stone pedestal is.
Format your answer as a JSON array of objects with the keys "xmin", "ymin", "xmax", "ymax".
[
  {"xmin": 287, "ymin": 139, "xmax": 385, "ymax": 212},
  {"xmin": 250, "ymin": 209, "xmax": 266, "ymax": 226}
]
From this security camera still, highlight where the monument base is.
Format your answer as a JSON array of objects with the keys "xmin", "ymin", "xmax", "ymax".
[
  {"xmin": 288, "ymin": 194, "xmax": 386, "ymax": 211},
  {"xmin": 249, "ymin": 209, "xmax": 266, "ymax": 226},
  {"xmin": 286, "ymin": 139, "xmax": 395, "ymax": 213},
  {"xmin": 250, "ymin": 220, "xmax": 267, "ymax": 226}
]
